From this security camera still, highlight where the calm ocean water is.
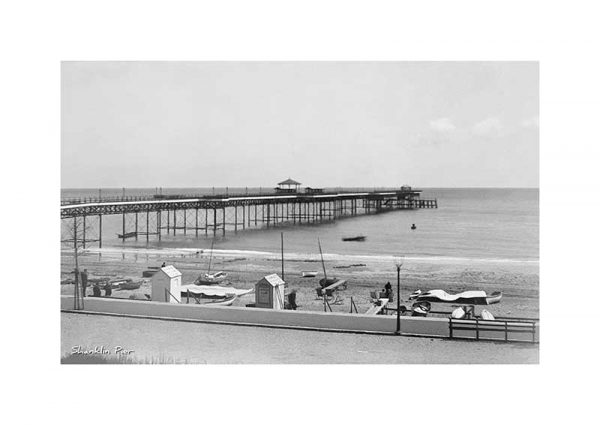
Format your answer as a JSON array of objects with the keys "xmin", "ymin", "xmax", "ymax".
[{"xmin": 61, "ymin": 188, "xmax": 538, "ymax": 264}]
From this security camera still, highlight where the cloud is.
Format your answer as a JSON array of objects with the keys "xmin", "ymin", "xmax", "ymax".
[
  {"xmin": 472, "ymin": 117, "xmax": 503, "ymax": 136},
  {"xmin": 521, "ymin": 115, "xmax": 539, "ymax": 129},
  {"xmin": 429, "ymin": 117, "xmax": 456, "ymax": 133}
]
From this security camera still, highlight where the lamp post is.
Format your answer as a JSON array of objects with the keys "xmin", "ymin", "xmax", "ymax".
[{"xmin": 395, "ymin": 259, "xmax": 403, "ymax": 335}]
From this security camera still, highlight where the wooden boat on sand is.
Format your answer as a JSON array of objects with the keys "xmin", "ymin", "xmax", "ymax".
[
  {"xmin": 117, "ymin": 281, "xmax": 142, "ymax": 290},
  {"xmin": 301, "ymin": 271, "xmax": 318, "ymax": 278},
  {"xmin": 411, "ymin": 301, "xmax": 431, "ymax": 317},
  {"xmin": 196, "ymin": 271, "xmax": 228, "ymax": 285},
  {"xmin": 415, "ymin": 289, "xmax": 502, "ymax": 305},
  {"xmin": 194, "ymin": 240, "xmax": 227, "ymax": 285}
]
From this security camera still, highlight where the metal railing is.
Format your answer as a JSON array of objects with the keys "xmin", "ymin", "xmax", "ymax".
[
  {"xmin": 449, "ymin": 317, "xmax": 538, "ymax": 343},
  {"xmin": 60, "ymin": 187, "xmax": 424, "ymax": 206}
]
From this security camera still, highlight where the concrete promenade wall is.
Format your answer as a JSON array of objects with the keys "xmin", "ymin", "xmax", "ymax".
[
  {"xmin": 61, "ymin": 296, "xmax": 449, "ymax": 337},
  {"xmin": 61, "ymin": 296, "xmax": 537, "ymax": 342}
]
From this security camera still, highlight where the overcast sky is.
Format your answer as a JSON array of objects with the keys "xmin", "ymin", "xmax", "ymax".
[{"xmin": 61, "ymin": 62, "xmax": 538, "ymax": 189}]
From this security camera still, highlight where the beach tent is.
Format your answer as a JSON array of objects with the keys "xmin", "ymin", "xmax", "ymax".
[
  {"xmin": 151, "ymin": 265, "xmax": 182, "ymax": 303},
  {"xmin": 254, "ymin": 274, "xmax": 285, "ymax": 310}
]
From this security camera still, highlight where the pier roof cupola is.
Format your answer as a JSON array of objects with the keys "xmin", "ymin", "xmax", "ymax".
[{"xmin": 276, "ymin": 178, "xmax": 301, "ymax": 193}]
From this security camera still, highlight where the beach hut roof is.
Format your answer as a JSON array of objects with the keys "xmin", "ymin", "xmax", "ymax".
[
  {"xmin": 159, "ymin": 265, "xmax": 182, "ymax": 278},
  {"xmin": 258, "ymin": 274, "xmax": 285, "ymax": 287},
  {"xmin": 277, "ymin": 178, "xmax": 301, "ymax": 186}
]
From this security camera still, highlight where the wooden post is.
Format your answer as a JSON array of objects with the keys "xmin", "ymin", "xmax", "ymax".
[
  {"xmin": 222, "ymin": 207, "xmax": 226, "ymax": 236},
  {"xmin": 449, "ymin": 318, "xmax": 453, "ymax": 339},
  {"xmin": 234, "ymin": 205, "xmax": 238, "ymax": 232},
  {"xmin": 98, "ymin": 214, "xmax": 102, "ymax": 248},
  {"xmin": 122, "ymin": 213, "xmax": 126, "ymax": 242},
  {"xmin": 213, "ymin": 208, "xmax": 217, "ymax": 237},
  {"xmin": 82, "ymin": 215, "xmax": 86, "ymax": 248},
  {"xmin": 266, "ymin": 204, "xmax": 270, "ymax": 227},
  {"xmin": 195, "ymin": 208, "xmax": 199, "ymax": 237},
  {"xmin": 173, "ymin": 210, "xmax": 177, "ymax": 236},
  {"xmin": 242, "ymin": 205, "xmax": 245, "ymax": 229},
  {"xmin": 158, "ymin": 211, "xmax": 162, "ymax": 241},
  {"xmin": 135, "ymin": 212, "xmax": 138, "ymax": 240},
  {"xmin": 183, "ymin": 209, "xmax": 187, "ymax": 235},
  {"xmin": 146, "ymin": 210, "xmax": 149, "ymax": 243},
  {"xmin": 475, "ymin": 318, "xmax": 480, "ymax": 341}
]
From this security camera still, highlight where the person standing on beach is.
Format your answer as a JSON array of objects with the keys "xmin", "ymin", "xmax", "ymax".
[
  {"xmin": 384, "ymin": 282, "xmax": 393, "ymax": 302},
  {"xmin": 80, "ymin": 269, "xmax": 89, "ymax": 297},
  {"xmin": 104, "ymin": 283, "xmax": 112, "ymax": 297}
]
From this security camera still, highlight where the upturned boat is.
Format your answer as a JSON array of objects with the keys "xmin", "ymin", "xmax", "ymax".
[{"xmin": 411, "ymin": 301, "xmax": 431, "ymax": 317}]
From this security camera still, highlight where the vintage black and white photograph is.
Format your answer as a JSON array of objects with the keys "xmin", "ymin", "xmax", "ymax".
[
  {"xmin": 60, "ymin": 61, "xmax": 539, "ymax": 364},
  {"xmin": 5, "ymin": 1, "xmax": 600, "ymax": 424}
]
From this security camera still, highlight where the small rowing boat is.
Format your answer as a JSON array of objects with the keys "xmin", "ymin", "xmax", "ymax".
[
  {"xmin": 415, "ymin": 289, "xmax": 503, "ymax": 305},
  {"xmin": 118, "ymin": 281, "xmax": 142, "ymax": 290},
  {"xmin": 301, "ymin": 271, "xmax": 318, "ymax": 278},
  {"xmin": 411, "ymin": 301, "xmax": 431, "ymax": 317},
  {"xmin": 195, "ymin": 271, "xmax": 228, "ymax": 285},
  {"xmin": 342, "ymin": 236, "xmax": 366, "ymax": 242}
]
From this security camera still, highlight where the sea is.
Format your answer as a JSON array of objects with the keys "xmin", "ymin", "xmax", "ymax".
[{"xmin": 61, "ymin": 188, "xmax": 539, "ymax": 268}]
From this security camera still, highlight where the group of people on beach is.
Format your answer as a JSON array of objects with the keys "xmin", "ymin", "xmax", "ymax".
[{"xmin": 78, "ymin": 269, "xmax": 112, "ymax": 298}]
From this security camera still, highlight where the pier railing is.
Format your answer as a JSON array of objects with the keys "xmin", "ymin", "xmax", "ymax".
[{"xmin": 60, "ymin": 187, "xmax": 424, "ymax": 206}]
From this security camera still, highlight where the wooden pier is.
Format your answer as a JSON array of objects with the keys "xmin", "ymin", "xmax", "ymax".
[{"xmin": 61, "ymin": 186, "xmax": 437, "ymax": 248}]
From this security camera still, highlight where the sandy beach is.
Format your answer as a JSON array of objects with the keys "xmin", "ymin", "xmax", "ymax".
[{"xmin": 61, "ymin": 246, "xmax": 539, "ymax": 318}]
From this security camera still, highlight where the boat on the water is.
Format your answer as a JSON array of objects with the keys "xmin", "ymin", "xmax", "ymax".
[
  {"xmin": 415, "ymin": 289, "xmax": 502, "ymax": 305},
  {"xmin": 411, "ymin": 301, "xmax": 431, "ymax": 317},
  {"xmin": 301, "ymin": 271, "xmax": 318, "ymax": 278},
  {"xmin": 342, "ymin": 236, "xmax": 366, "ymax": 242}
]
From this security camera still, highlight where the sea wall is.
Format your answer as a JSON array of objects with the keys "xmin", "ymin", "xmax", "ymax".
[{"xmin": 60, "ymin": 296, "xmax": 537, "ymax": 342}]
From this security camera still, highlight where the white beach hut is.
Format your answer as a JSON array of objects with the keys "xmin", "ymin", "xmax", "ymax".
[
  {"xmin": 254, "ymin": 274, "xmax": 285, "ymax": 310},
  {"xmin": 151, "ymin": 265, "xmax": 182, "ymax": 303}
]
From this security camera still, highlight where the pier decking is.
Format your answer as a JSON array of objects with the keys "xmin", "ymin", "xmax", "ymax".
[{"xmin": 61, "ymin": 187, "xmax": 437, "ymax": 248}]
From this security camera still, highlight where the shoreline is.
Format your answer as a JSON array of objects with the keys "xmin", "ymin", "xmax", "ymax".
[{"xmin": 65, "ymin": 246, "xmax": 540, "ymax": 267}]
